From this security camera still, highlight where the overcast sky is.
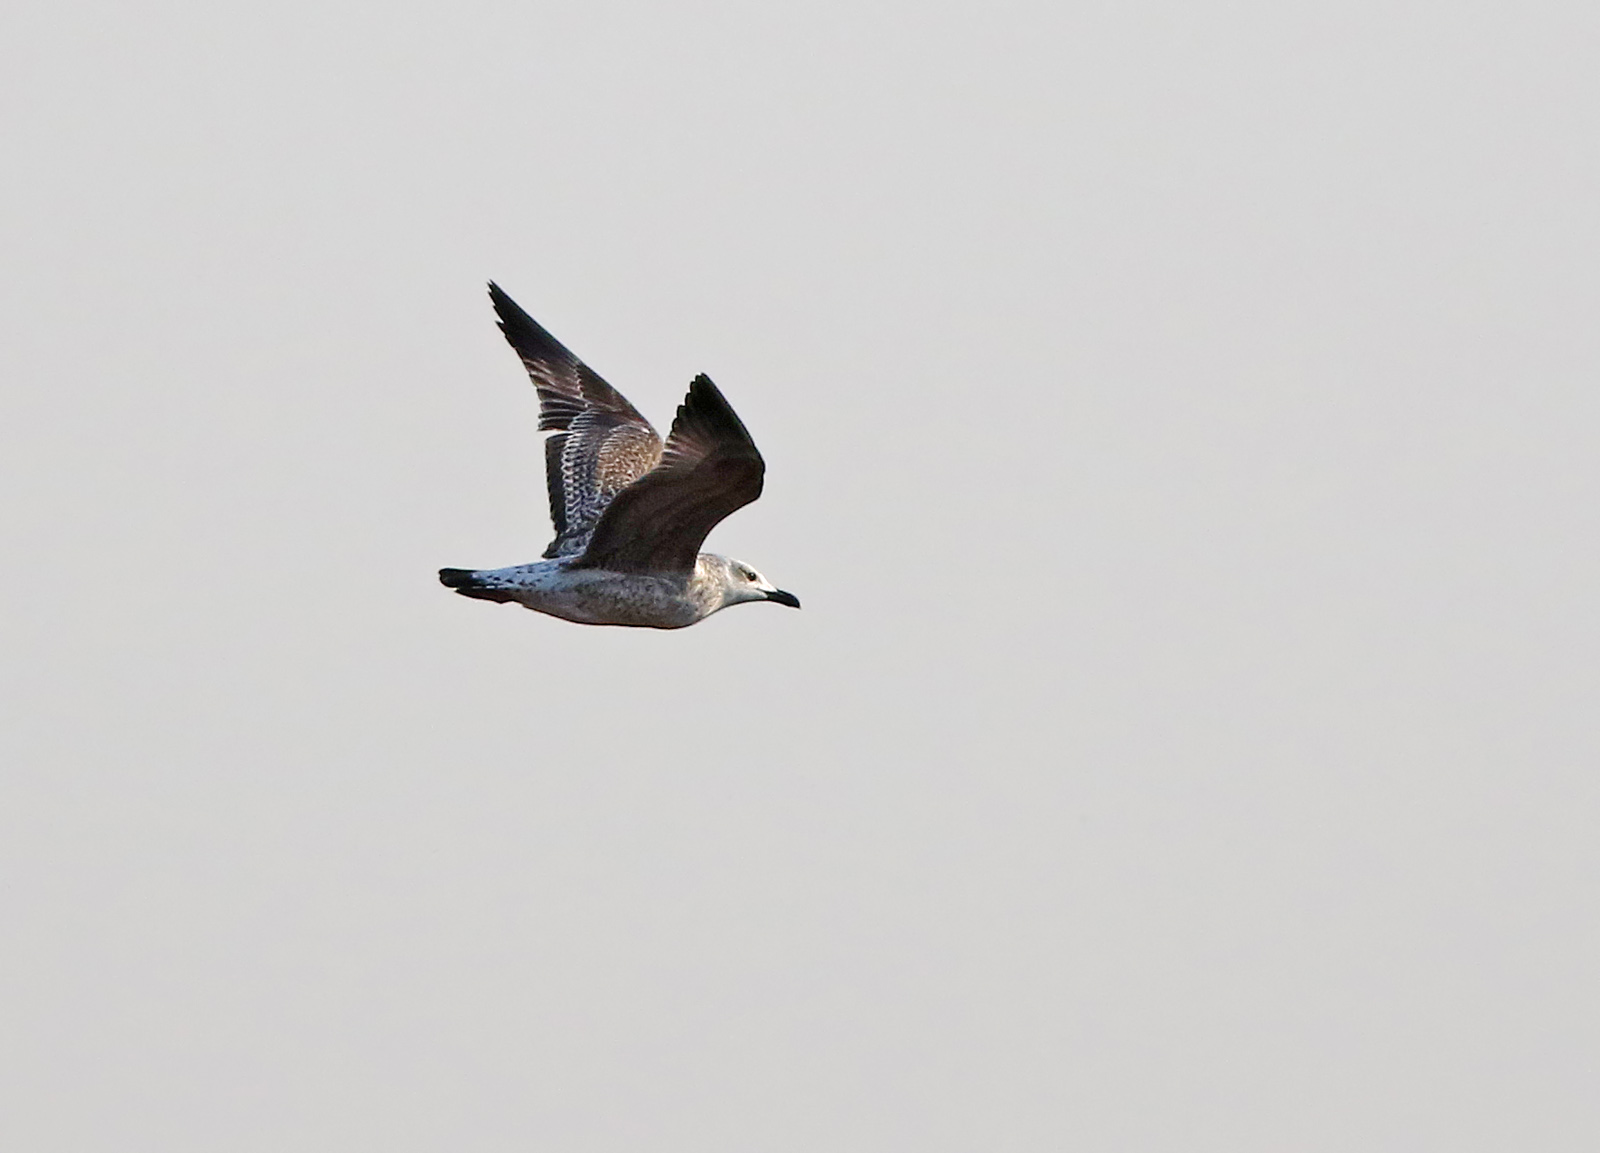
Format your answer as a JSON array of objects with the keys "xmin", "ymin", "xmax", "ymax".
[{"xmin": 3, "ymin": 1, "xmax": 1597, "ymax": 1149}]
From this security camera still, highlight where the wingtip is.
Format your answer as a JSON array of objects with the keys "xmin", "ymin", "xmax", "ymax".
[
  {"xmin": 680, "ymin": 372, "xmax": 734, "ymax": 414},
  {"xmin": 666, "ymin": 372, "xmax": 762, "ymax": 465},
  {"xmin": 487, "ymin": 281, "xmax": 538, "ymax": 341},
  {"xmin": 685, "ymin": 373, "xmax": 726, "ymax": 408}
]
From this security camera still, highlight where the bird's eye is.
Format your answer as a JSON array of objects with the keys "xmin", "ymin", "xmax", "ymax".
[{"xmin": 742, "ymin": 569, "xmax": 757, "ymax": 581}]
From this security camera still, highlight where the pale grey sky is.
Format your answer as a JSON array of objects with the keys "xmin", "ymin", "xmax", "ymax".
[{"xmin": 3, "ymin": 1, "xmax": 1597, "ymax": 1149}]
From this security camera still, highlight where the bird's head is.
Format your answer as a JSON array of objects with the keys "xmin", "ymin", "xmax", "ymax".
[{"xmin": 709, "ymin": 556, "xmax": 801, "ymax": 610}]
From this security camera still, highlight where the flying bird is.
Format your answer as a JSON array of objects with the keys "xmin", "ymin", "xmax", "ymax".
[{"xmin": 438, "ymin": 283, "xmax": 799, "ymax": 628}]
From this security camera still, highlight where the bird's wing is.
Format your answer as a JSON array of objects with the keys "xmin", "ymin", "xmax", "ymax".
[
  {"xmin": 571, "ymin": 374, "xmax": 765, "ymax": 575},
  {"xmin": 488, "ymin": 282, "xmax": 664, "ymax": 558}
]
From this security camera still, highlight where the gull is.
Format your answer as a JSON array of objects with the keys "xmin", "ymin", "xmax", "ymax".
[{"xmin": 438, "ymin": 283, "xmax": 800, "ymax": 628}]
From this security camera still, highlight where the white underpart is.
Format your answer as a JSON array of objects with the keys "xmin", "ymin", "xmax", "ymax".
[{"xmin": 467, "ymin": 553, "xmax": 763, "ymax": 629}]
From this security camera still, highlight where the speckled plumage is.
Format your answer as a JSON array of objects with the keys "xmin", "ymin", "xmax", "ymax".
[{"xmin": 438, "ymin": 285, "xmax": 799, "ymax": 629}]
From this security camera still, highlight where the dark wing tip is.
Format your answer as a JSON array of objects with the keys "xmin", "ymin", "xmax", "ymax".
[
  {"xmin": 480, "ymin": 279, "xmax": 537, "ymax": 337},
  {"xmin": 686, "ymin": 373, "xmax": 729, "ymax": 410},
  {"xmin": 672, "ymin": 373, "xmax": 761, "ymax": 460},
  {"xmin": 487, "ymin": 283, "xmax": 606, "ymax": 404}
]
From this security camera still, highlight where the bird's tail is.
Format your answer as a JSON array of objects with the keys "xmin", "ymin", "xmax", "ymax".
[{"xmin": 438, "ymin": 568, "xmax": 516, "ymax": 603}]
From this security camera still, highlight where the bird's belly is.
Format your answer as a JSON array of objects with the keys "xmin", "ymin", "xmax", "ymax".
[{"xmin": 516, "ymin": 572, "xmax": 701, "ymax": 629}]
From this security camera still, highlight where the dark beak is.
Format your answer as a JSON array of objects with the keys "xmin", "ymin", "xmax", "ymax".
[{"xmin": 765, "ymin": 589, "xmax": 801, "ymax": 609}]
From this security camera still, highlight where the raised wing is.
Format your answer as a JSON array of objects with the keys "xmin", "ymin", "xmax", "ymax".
[
  {"xmin": 571, "ymin": 374, "xmax": 766, "ymax": 575},
  {"xmin": 488, "ymin": 282, "xmax": 663, "ymax": 558}
]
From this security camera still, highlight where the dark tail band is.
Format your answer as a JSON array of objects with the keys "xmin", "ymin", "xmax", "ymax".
[{"xmin": 438, "ymin": 568, "xmax": 515, "ymax": 602}]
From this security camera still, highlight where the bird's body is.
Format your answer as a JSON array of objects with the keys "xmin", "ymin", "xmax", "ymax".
[
  {"xmin": 439, "ymin": 284, "xmax": 798, "ymax": 629},
  {"xmin": 440, "ymin": 554, "xmax": 791, "ymax": 630}
]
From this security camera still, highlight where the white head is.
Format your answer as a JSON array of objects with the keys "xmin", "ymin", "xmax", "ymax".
[{"xmin": 702, "ymin": 555, "xmax": 801, "ymax": 611}]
